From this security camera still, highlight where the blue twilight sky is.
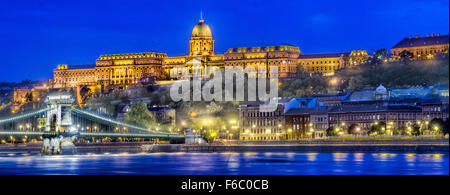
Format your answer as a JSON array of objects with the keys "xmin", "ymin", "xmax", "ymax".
[{"xmin": 0, "ymin": 0, "xmax": 448, "ymax": 82}]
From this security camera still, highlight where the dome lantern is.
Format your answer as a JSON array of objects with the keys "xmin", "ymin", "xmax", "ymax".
[{"xmin": 191, "ymin": 12, "xmax": 212, "ymax": 38}]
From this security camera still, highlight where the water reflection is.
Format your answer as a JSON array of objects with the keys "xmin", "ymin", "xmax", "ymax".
[
  {"xmin": 286, "ymin": 152, "xmax": 296, "ymax": 158},
  {"xmin": 405, "ymin": 153, "xmax": 416, "ymax": 162},
  {"xmin": 306, "ymin": 153, "xmax": 318, "ymax": 161},
  {"xmin": 354, "ymin": 153, "xmax": 364, "ymax": 162},
  {"xmin": 0, "ymin": 152, "xmax": 448, "ymax": 175},
  {"xmin": 333, "ymin": 153, "xmax": 349, "ymax": 162}
]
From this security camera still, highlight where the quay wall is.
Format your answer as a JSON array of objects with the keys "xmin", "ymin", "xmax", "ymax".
[{"xmin": 1, "ymin": 139, "xmax": 448, "ymax": 155}]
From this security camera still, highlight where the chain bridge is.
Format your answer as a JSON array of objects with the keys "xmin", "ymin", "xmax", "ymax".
[{"xmin": 0, "ymin": 92, "xmax": 184, "ymax": 154}]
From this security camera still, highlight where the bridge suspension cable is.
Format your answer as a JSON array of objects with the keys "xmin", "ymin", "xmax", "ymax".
[
  {"xmin": 71, "ymin": 108, "xmax": 174, "ymax": 135},
  {"xmin": 0, "ymin": 108, "xmax": 52, "ymax": 124}
]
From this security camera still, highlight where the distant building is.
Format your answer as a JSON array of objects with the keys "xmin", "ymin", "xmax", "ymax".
[
  {"xmin": 391, "ymin": 34, "xmax": 449, "ymax": 60},
  {"xmin": 328, "ymin": 105, "xmax": 422, "ymax": 134},
  {"xmin": 237, "ymin": 85, "xmax": 449, "ymax": 140},
  {"xmin": 284, "ymin": 98, "xmax": 327, "ymax": 139},
  {"xmin": 298, "ymin": 50, "xmax": 368, "ymax": 76},
  {"xmin": 13, "ymin": 86, "xmax": 49, "ymax": 105},
  {"xmin": 308, "ymin": 93, "xmax": 348, "ymax": 107},
  {"xmin": 238, "ymin": 102, "xmax": 287, "ymax": 141}
]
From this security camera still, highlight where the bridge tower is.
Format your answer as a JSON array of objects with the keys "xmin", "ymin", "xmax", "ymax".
[
  {"xmin": 45, "ymin": 92, "xmax": 75, "ymax": 132},
  {"xmin": 42, "ymin": 91, "xmax": 76, "ymax": 155}
]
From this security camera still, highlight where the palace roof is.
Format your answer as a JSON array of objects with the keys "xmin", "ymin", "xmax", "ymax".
[
  {"xmin": 392, "ymin": 35, "xmax": 449, "ymax": 49},
  {"xmin": 298, "ymin": 53, "xmax": 348, "ymax": 59},
  {"xmin": 328, "ymin": 105, "xmax": 422, "ymax": 113},
  {"xmin": 67, "ymin": 65, "xmax": 96, "ymax": 70},
  {"xmin": 284, "ymin": 107, "xmax": 329, "ymax": 115}
]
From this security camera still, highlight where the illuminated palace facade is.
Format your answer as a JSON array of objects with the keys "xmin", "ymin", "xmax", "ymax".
[
  {"xmin": 53, "ymin": 16, "xmax": 368, "ymax": 89},
  {"xmin": 391, "ymin": 34, "xmax": 449, "ymax": 60}
]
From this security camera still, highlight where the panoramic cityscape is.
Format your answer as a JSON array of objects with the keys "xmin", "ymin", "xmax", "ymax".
[{"xmin": 0, "ymin": 0, "xmax": 449, "ymax": 181}]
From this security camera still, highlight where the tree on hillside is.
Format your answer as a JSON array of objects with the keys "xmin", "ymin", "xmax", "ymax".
[
  {"xmin": 369, "ymin": 48, "xmax": 389, "ymax": 65},
  {"xmin": 206, "ymin": 102, "xmax": 223, "ymax": 115},
  {"xmin": 399, "ymin": 50, "xmax": 414, "ymax": 63},
  {"xmin": 296, "ymin": 64, "xmax": 310, "ymax": 79},
  {"xmin": 80, "ymin": 86, "xmax": 93, "ymax": 104},
  {"xmin": 160, "ymin": 71, "xmax": 171, "ymax": 80},
  {"xmin": 348, "ymin": 75, "xmax": 365, "ymax": 90},
  {"xmin": 124, "ymin": 102, "xmax": 157, "ymax": 128},
  {"xmin": 25, "ymin": 92, "xmax": 33, "ymax": 102}
]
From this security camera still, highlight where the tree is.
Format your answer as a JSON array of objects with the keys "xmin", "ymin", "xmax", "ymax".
[
  {"xmin": 124, "ymin": 102, "xmax": 157, "ymax": 128},
  {"xmin": 368, "ymin": 122, "xmax": 386, "ymax": 136},
  {"xmin": 429, "ymin": 118, "xmax": 445, "ymax": 135},
  {"xmin": 159, "ymin": 70, "xmax": 171, "ymax": 80},
  {"xmin": 348, "ymin": 75, "xmax": 365, "ymax": 90},
  {"xmin": 296, "ymin": 65, "xmax": 310, "ymax": 79},
  {"xmin": 326, "ymin": 127, "xmax": 337, "ymax": 136},
  {"xmin": 411, "ymin": 123, "xmax": 422, "ymax": 136},
  {"xmin": 79, "ymin": 86, "xmax": 93, "ymax": 104},
  {"xmin": 347, "ymin": 124, "xmax": 359, "ymax": 135},
  {"xmin": 444, "ymin": 119, "xmax": 449, "ymax": 136},
  {"xmin": 399, "ymin": 50, "xmax": 414, "ymax": 62},
  {"xmin": 25, "ymin": 92, "xmax": 33, "ymax": 102},
  {"xmin": 206, "ymin": 102, "xmax": 223, "ymax": 115},
  {"xmin": 369, "ymin": 48, "xmax": 389, "ymax": 65}
]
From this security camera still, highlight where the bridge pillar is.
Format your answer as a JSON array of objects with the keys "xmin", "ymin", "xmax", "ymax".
[
  {"xmin": 41, "ymin": 133, "xmax": 78, "ymax": 155},
  {"xmin": 45, "ymin": 92, "xmax": 74, "ymax": 133},
  {"xmin": 42, "ymin": 92, "xmax": 77, "ymax": 155}
]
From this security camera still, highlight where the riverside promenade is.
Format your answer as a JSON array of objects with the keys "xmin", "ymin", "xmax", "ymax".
[
  {"xmin": 1, "ymin": 137, "xmax": 448, "ymax": 155},
  {"xmin": 172, "ymin": 137, "xmax": 449, "ymax": 153}
]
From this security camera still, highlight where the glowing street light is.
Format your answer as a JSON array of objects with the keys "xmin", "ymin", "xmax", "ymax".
[{"xmin": 329, "ymin": 77, "xmax": 339, "ymax": 86}]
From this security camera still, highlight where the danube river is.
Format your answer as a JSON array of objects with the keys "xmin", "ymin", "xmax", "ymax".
[{"xmin": 0, "ymin": 152, "xmax": 448, "ymax": 175}]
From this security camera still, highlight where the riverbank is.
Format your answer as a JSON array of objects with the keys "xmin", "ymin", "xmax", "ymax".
[{"xmin": 0, "ymin": 138, "xmax": 448, "ymax": 155}]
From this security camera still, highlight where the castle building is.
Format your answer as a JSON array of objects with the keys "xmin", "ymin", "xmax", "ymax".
[
  {"xmin": 391, "ymin": 34, "xmax": 449, "ymax": 60},
  {"xmin": 224, "ymin": 46, "xmax": 301, "ymax": 78},
  {"xmin": 52, "ymin": 14, "xmax": 368, "ymax": 90},
  {"xmin": 298, "ymin": 50, "xmax": 368, "ymax": 76},
  {"xmin": 53, "ymin": 53, "xmax": 166, "ymax": 89}
]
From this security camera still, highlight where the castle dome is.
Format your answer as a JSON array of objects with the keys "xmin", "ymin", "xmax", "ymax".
[
  {"xmin": 191, "ymin": 15, "xmax": 212, "ymax": 38},
  {"xmin": 376, "ymin": 84, "xmax": 387, "ymax": 94}
]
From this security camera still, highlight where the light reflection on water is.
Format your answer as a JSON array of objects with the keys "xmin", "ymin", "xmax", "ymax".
[{"xmin": 0, "ymin": 152, "xmax": 448, "ymax": 175}]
